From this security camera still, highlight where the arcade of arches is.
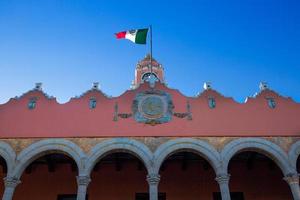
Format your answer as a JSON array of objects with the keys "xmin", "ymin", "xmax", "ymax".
[{"xmin": 0, "ymin": 137, "xmax": 299, "ymax": 200}]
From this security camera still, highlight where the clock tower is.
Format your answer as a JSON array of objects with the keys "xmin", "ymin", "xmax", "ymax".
[{"xmin": 131, "ymin": 54, "xmax": 165, "ymax": 88}]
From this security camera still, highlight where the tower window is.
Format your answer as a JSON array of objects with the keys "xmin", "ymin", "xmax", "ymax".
[
  {"xmin": 208, "ymin": 97, "xmax": 216, "ymax": 109},
  {"xmin": 267, "ymin": 98, "xmax": 276, "ymax": 109},
  {"xmin": 142, "ymin": 72, "xmax": 158, "ymax": 82},
  {"xmin": 89, "ymin": 98, "xmax": 97, "ymax": 109},
  {"xmin": 28, "ymin": 98, "xmax": 37, "ymax": 110}
]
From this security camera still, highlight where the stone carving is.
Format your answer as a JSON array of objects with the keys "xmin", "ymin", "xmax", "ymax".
[
  {"xmin": 147, "ymin": 173, "xmax": 160, "ymax": 185},
  {"xmin": 118, "ymin": 113, "xmax": 133, "ymax": 119},
  {"xmin": 114, "ymin": 92, "xmax": 193, "ymax": 124},
  {"xmin": 215, "ymin": 174, "xmax": 230, "ymax": 184},
  {"xmin": 113, "ymin": 102, "xmax": 119, "ymax": 121},
  {"xmin": 284, "ymin": 173, "xmax": 299, "ymax": 185},
  {"xmin": 132, "ymin": 90, "xmax": 174, "ymax": 125},
  {"xmin": 4, "ymin": 177, "xmax": 21, "ymax": 188},
  {"xmin": 173, "ymin": 101, "xmax": 192, "ymax": 120},
  {"xmin": 76, "ymin": 175, "xmax": 91, "ymax": 186},
  {"xmin": 113, "ymin": 102, "xmax": 133, "ymax": 121}
]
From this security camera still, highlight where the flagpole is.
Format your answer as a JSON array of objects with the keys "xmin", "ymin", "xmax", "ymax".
[{"xmin": 150, "ymin": 25, "xmax": 153, "ymax": 75}]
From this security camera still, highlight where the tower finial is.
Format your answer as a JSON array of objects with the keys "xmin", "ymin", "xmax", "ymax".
[
  {"xmin": 35, "ymin": 83, "xmax": 42, "ymax": 91},
  {"xmin": 92, "ymin": 82, "xmax": 99, "ymax": 90},
  {"xmin": 259, "ymin": 82, "xmax": 268, "ymax": 91},
  {"xmin": 203, "ymin": 82, "xmax": 212, "ymax": 90}
]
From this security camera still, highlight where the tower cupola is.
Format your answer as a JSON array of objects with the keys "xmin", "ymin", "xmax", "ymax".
[{"xmin": 132, "ymin": 54, "xmax": 165, "ymax": 88}]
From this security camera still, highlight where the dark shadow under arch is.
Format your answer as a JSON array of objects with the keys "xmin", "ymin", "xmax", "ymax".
[
  {"xmin": 159, "ymin": 151, "xmax": 218, "ymax": 200},
  {"xmin": 14, "ymin": 153, "xmax": 78, "ymax": 200},
  {"xmin": 0, "ymin": 156, "xmax": 7, "ymax": 199},
  {"xmin": 88, "ymin": 152, "xmax": 148, "ymax": 200},
  {"xmin": 228, "ymin": 151, "xmax": 291, "ymax": 200}
]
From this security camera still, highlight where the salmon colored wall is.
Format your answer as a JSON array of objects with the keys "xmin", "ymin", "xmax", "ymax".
[
  {"xmin": 0, "ymin": 83, "xmax": 299, "ymax": 138},
  {"xmin": 159, "ymin": 161, "xmax": 218, "ymax": 200},
  {"xmin": 13, "ymin": 165, "xmax": 77, "ymax": 200},
  {"xmin": 0, "ymin": 160, "xmax": 292, "ymax": 200},
  {"xmin": 89, "ymin": 162, "xmax": 148, "ymax": 200}
]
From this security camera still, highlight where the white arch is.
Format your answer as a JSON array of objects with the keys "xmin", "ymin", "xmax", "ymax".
[
  {"xmin": 288, "ymin": 140, "xmax": 300, "ymax": 172},
  {"xmin": 85, "ymin": 138, "xmax": 153, "ymax": 175},
  {"xmin": 13, "ymin": 139, "xmax": 86, "ymax": 178},
  {"xmin": 0, "ymin": 141, "xmax": 16, "ymax": 175},
  {"xmin": 153, "ymin": 138, "xmax": 222, "ymax": 175},
  {"xmin": 221, "ymin": 138, "xmax": 292, "ymax": 175}
]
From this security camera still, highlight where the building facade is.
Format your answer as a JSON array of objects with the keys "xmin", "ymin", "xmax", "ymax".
[{"xmin": 0, "ymin": 56, "xmax": 300, "ymax": 200}]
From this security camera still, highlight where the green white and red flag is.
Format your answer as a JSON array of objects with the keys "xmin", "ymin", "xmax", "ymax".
[{"xmin": 115, "ymin": 28, "xmax": 148, "ymax": 44}]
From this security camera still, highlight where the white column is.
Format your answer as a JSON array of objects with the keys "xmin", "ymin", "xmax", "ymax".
[
  {"xmin": 284, "ymin": 173, "xmax": 300, "ymax": 200},
  {"xmin": 215, "ymin": 174, "xmax": 231, "ymax": 200},
  {"xmin": 2, "ymin": 177, "xmax": 21, "ymax": 200},
  {"xmin": 76, "ymin": 175, "xmax": 91, "ymax": 200},
  {"xmin": 147, "ymin": 173, "xmax": 160, "ymax": 200}
]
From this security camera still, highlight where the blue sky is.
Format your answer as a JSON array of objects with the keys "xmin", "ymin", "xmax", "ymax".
[{"xmin": 0, "ymin": 0, "xmax": 299, "ymax": 103}]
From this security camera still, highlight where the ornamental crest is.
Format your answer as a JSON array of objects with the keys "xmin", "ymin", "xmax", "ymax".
[{"xmin": 132, "ymin": 90, "xmax": 174, "ymax": 125}]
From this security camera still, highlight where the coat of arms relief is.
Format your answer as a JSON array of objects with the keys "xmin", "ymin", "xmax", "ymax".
[{"xmin": 113, "ymin": 90, "xmax": 192, "ymax": 125}]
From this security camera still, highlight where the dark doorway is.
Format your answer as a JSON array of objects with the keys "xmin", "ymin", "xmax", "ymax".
[
  {"xmin": 57, "ymin": 194, "xmax": 88, "ymax": 200},
  {"xmin": 57, "ymin": 194, "xmax": 76, "ymax": 200},
  {"xmin": 136, "ymin": 193, "xmax": 166, "ymax": 200},
  {"xmin": 213, "ymin": 192, "xmax": 244, "ymax": 200}
]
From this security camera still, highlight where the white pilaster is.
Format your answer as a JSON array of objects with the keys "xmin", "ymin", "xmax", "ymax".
[
  {"xmin": 215, "ymin": 174, "xmax": 231, "ymax": 200},
  {"xmin": 147, "ymin": 173, "xmax": 160, "ymax": 200},
  {"xmin": 284, "ymin": 173, "xmax": 300, "ymax": 200},
  {"xmin": 2, "ymin": 177, "xmax": 21, "ymax": 200},
  {"xmin": 76, "ymin": 175, "xmax": 91, "ymax": 200}
]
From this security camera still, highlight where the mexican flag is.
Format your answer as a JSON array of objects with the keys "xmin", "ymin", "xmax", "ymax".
[{"xmin": 115, "ymin": 28, "xmax": 148, "ymax": 44}]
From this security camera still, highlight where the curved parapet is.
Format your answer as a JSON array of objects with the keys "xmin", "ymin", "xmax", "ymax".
[{"xmin": 0, "ymin": 82, "xmax": 299, "ymax": 138}]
